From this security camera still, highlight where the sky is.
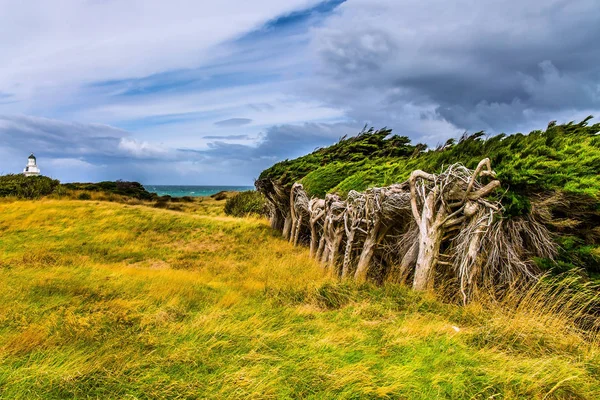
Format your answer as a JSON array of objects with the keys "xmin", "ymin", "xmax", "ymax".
[{"xmin": 1, "ymin": 0, "xmax": 599, "ymax": 184}]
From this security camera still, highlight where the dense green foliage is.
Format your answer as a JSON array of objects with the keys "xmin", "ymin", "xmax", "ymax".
[
  {"xmin": 0, "ymin": 175, "xmax": 159, "ymax": 203},
  {"xmin": 224, "ymin": 190, "xmax": 269, "ymax": 217},
  {"xmin": 62, "ymin": 180, "xmax": 154, "ymax": 200},
  {"xmin": 260, "ymin": 119, "xmax": 600, "ymax": 198},
  {"xmin": 259, "ymin": 118, "xmax": 600, "ymax": 276},
  {"xmin": 260, "ymin": 127, "xmax": 416, "ymax": 190},
  {"xmin": 0, "ymin": 174, "xmax": 60, "ymax": 199},
  {"xmin": 301, "ymin": 161, "xmax": 365, "ymax": 198}
]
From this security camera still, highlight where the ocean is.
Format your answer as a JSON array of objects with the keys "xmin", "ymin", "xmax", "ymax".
[{"xmin": 144, "ymin": 185, "xmax": 255, "ymax": 197}]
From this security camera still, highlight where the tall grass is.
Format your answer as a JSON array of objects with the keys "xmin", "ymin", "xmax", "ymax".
[
  {"xmin": 224, "ymin": 190, "xmax": 269, "ymax": 217},
  {"xmin": 0, "ymin": 199, "xmax": 598, "ymax": 399}
]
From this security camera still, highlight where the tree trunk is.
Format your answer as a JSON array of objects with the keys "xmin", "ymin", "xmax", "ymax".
[
  {"xmin": 327, "ymin": 228, "xmax": 344, "ymax": 272},
  {"xmin": 412, "ymin": 225, "xmax": 443, "ymax": 291},
  {"xmin": 310, "ymin": 221, "xmax": 319, "ymax": 257},
  {"xmin": 289, "ymin": 187, "xmax": 297, "ymax": 243},
  {"xmin": 309, "ymin": 207, "xmax": 324, "ymax": 257},
  {"xmin": 316, "ymin": 234, "xmax": 326, "ymax": 261},
  {"xmin": 293, "ymin": 215, "xmax": 302, "ymax": 246},
  {"xmin": 341, "ymin": 228, "xmax": 355, "ymax": 279},
  {"xmin": 269, "ymin": 209, "xmax": 281, "ymax": 231},
  {"xmin": 411, "ymin": 189, "xmax": 446, "ymax": 291},
  {"xmin": 282, "ymin": 211, "xmax": 292, "ymax": 240},
  {"xmin": 459, "ymin": 217, "xmax": 488, "ymax": 303},
  {"xmin": 354, "ymin": 218, "xmax": 381, "ymax": 282},
  {"xmin": 388, "ymin": 241, "xmax": 418, "ymax": 284},
  {"xmin": 289, "ymin": 218, "xmax": 297, "ymax": 244},
  {"xmin": 316, "ymin": 213, "xmax": 331, "ymax": 260},
  {"xmin": 320, "ymin": 245, "xmax": 330, "ymax": 265}
]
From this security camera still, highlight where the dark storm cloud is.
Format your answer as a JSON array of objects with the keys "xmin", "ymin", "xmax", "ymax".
[
  {"xmin": 189, "ymin": 121, "xmax": 364, "ymax": 181},
  {"xmin": 214, "ymin": 118, "xmax": 253, "ymax": 127},
  {"xmin": 310, "ymin": 0, "xmax": 600, "ymax": 134},
  {"xmin": 184, "ymin": 122, "xmax": 365, "ymax": 180},
  {"xmin": 0, "ymin": 115, "xmax": 175, "ymax": 164},
  {"xmin": 205, "ymin": 122, "xmax": 363, "ymax": 161},
  {"xmin": 0, "ymin": 114, "xmax": 124, "ymax": 159}
]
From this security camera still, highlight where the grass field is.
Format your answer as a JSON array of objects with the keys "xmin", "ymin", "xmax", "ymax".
[{"xmin": 0, "ymin": 199, "xmax": 599, "ymax": 399}]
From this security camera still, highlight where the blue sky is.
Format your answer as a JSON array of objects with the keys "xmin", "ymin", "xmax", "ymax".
[{"xmin": 1, "ymin": 0, "xmax": 599, "ymax": 184}]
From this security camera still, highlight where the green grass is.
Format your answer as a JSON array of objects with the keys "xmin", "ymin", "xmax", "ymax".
[{"xmin": 1, "ymin": 200, "xmax": 599, "ymax": 399}]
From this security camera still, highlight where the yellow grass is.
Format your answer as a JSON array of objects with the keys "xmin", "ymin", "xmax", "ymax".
[{"xmin": 0, "ymin": 199, "xmax": 599, "ymax": 399}]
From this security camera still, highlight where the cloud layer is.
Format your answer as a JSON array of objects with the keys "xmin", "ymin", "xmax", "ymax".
[
  {"xmin": 309, "ymin": 0, "xmax": 600, "ymax": 136},
  {"xmin": 1, "ymin": 0, "xmax": 598, "ymax": 184}
]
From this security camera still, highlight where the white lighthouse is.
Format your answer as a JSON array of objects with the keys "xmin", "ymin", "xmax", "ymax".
[{"xmin": 23, "ymin": 153, "xmax": 41, "ymax": 177}]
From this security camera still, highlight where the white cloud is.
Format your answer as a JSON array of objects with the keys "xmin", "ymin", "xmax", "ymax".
[
  {"xmin": 118, "ymin": 138, "xmax": 172, "ymax": 159},
  {"xmin": 0, "ymin": 0, "xmax": 320, "ymax": 102},
  {"xmin": 47, "ymin": 158, "xmax": 100, "ymax": 169}
]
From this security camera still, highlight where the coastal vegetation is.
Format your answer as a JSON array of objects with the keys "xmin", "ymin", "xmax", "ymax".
[
  {"xmin": 62, "ymin": 181, "xmax": 155, "ymax": 200},
  {"xmin": 1, "ymin": 199, "xmax": 599, "ymax": 398},
  {"xmin": 0, "ymin": 174, "xmax": 60, "ymax": 199},
  {"xmin": 257, "ymin": 119, "xmax": 600, "ymax": 297},
  {"xmin": 260, "ymin": 118, "xmax": 600, "ymax": 199},
  {"xmin": 0, "ymin": 176, "xmax": 153, "ymax": 201},
  {"xmin": 0, "ymin": 176, "xmax": 223, "ymax": 213},
  {"xmin": 224, "ymin": 190, "xmax": 269, "ymax": 217}
]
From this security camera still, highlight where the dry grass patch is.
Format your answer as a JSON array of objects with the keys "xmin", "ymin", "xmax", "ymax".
[{"xmin": 0, "ymin": 199, "xmax": 598, "ymax": 399}]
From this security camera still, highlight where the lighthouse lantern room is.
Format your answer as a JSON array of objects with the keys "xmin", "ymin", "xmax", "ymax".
[{"xmin": 23, "ymin": 153, "xmax": 41, "ymax": 177}]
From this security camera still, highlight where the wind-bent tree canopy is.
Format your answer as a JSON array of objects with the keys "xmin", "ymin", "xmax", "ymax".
[
  {"xmin": 258, "ymin": 159, "xmax": 557, "ymax": 302},
  {"xmin": 258, "ymin": 119, "xmax": 600, "ymax": 286}
]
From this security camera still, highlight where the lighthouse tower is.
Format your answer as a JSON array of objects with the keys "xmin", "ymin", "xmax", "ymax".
[{"xmin": 23, "ymin": 153, "xmax": 41, "ymax": 177}]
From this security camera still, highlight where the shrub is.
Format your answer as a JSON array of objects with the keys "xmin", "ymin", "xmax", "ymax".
[
  {"xmin": 0, "ymin": 174, "xmax": 60, "ymax": 199},
  {"xmin": 153, "ymin": 198, "xmax": 170, "ymax": 209},
  {"xmin": 224, "ymin": 191, "xmax": 268, "ymax": 217},
  {"xmin": 77, "ymin": 192, "xmax": 92, "ymax": 200},
  {"xmin": 62, "ymin": 180, "xmax": 154, "ymax": 200},
  {"xmin": 211, "ymin": 191, "xmax": 228, "ymax": 201},
  {"xmin": 52, "ymin": 185, "xmax": 69, "ymax": 197}
]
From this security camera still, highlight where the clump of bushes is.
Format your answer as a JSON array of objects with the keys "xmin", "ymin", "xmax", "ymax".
[
  {"xmin": 224, "ymin": 191, "xmax": 269, "ymax": 217},
  {"xmin": 211, "ymin": 191, "xmax": 228, "ymax": 201},
  {"xmin": 168, "ymin": 195, "xmax": 195, "ymax": 203},
  {"xmin": 62, "ymin": 180, "xmax": 154, "ymax": 200},
  {"xmin": 152, "ymin": 195, "xmax": 186, "ymax": 211},
  {"xmin": 77, "ymin": 192, "xmax": 92, "ymax": 200},
  {"xmin": 0, "ymin": 174, "xmax": 60, "ymax": 199}
]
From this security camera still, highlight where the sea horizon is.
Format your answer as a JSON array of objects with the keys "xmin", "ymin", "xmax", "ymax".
[{"xmin": 144, "ymin": 185, "xmax": 255, "ymax": 197}]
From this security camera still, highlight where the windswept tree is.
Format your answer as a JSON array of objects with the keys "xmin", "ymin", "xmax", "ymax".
[{"xmin": 256, "ymin": 119, "xmax": 599, "ymax": 300}]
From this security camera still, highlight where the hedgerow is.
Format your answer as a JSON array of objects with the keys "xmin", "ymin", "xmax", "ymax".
[{"xmin": 259, "ymin": 118, "xmax": 600, "ymax": 276}]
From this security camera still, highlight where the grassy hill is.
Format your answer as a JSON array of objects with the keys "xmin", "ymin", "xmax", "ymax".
[{"xmin": 1, "ymin": 199, "xmax": 599, "ymax": 398}]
